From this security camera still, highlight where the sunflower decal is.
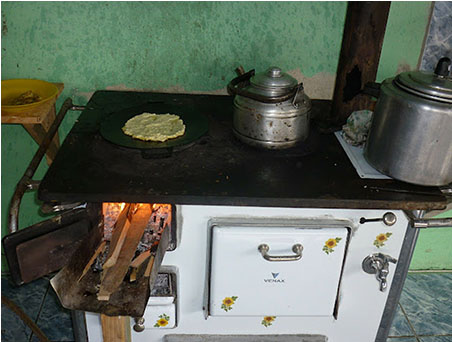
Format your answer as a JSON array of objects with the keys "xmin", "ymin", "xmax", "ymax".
[
  {"xmin": 221, "ymin": 296, "xmax": 238, "ymax": 312},
  {"xmin": 374, "ymin": 232, "xmax": 392, "ymax": 248},
  {"xmin": 154, "ymin": 314, "xmax": 170, "ymax": 328},
  {"xmin": 323, "ymin": 237, "xmax": 342, "ymax": 254},
  {"xmin": 261, "ymin": 316, "xmax": 276, "ymax": 327}
]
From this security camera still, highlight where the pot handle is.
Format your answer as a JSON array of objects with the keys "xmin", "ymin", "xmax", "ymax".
[
  {"xmin": 226, "ymin": 68, "xmax": 255, "ymax": 96},
  {"xmin": 362, "ymin": 82, "xmax": 381, "ymax": 98}
]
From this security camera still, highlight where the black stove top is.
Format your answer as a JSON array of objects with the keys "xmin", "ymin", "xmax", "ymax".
[{"xmin": 38, "ymin": 91, "xmax": 446, "ymax": 210}]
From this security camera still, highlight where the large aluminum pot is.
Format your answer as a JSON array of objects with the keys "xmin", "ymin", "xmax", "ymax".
[
  {"xmin": 228, "ymin": 66, "xmax": 311, "ymax": 149},
  {"xmin": 364, "ymin": 57, "xmax": 452, "ymax": 186}
]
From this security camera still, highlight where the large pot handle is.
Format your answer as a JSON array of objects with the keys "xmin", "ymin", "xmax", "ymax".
[
  {"xmin": 227, "ymin": 67, "xmax": 301, "ymax": 104},
  {"xmin": 362, "ymin": 82, "xmax": 381, "ymax": 98}
]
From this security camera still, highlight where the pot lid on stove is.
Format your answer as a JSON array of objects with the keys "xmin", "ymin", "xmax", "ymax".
[
  {"xmin": 394, "ymin": 57, "xmax": 452, "ymax": 103},
  {"xmin": 248, "ymin": 66, "xmax": 298, "ymax": 98}
]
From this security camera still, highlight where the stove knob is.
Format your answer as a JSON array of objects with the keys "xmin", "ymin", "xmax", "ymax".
[
  {"xmin": 133, "ymin": 317, "xmax": 145, "ymax": 332},
  {"xmin": 382, "ymin": 212, "xmax": 397, "ymax": 226}
]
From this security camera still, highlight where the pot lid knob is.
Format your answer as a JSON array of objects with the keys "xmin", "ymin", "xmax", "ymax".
[
  {"xmin": 394, "ymin": 56, "xmax": 452, "ymax": 103},
  {"xmin": 268, "ymin": 67, "xmax": 282, "ymax": 78},
  {"xmin": 434, "ymin": 57, "xmax": 451, "ymax": 77}
]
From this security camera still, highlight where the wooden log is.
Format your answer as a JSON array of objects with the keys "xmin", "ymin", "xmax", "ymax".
[
  {"xmin": 129, "ymin": 268, "xmax": 138, "ymax": 283},
  {"xmin": 129, "ymin": 250, "xmax": 151, "ymax": 283},
  {"xmin": 100, "ymin": 315, "xmax": 131, "ymax": 342},
  {"xmin": 98, "ymin": 204, "xmax": 152, "ymax": 301},
  {"xmin": 144, "ymin": 255, "xmax": 155, "ymax": 278},
  {"xmin": 78, "ymin": 240, "xmax": 106, "ymax": 282},
  {"xmin": 130, "ymin": 250, "xmax": 151, "ymax": 269},
  {"xmin": 102, "ymin": 204, "xmax": 131, "ymax": 270},
  {"xmin": 330, "ymin": 2, "xmax": 391, "ymax": 125}
]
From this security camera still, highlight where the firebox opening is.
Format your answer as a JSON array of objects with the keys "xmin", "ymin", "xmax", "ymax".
[
  {"xmin": 103, "ymin": 203, "xmax": 172, "ymax": 244},
  {"xmin": 51, "ymin": 202, "xmax": 177, "ymax": 316}
]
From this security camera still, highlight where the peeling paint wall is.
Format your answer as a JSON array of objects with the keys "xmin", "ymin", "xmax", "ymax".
[
  {"xmin": 1, "ymin": 2, "xmax": 348, "ymax": 101},
  {"xmin": 2, "ymin": 1, "xmax": 441, "ymax": 271}
]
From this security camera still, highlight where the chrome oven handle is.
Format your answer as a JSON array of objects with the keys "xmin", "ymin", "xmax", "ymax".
[{"xmin": 258, "ymin": 243, "xmax": 303, "ymax": 262}]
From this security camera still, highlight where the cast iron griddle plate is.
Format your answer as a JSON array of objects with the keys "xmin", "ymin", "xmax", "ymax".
[
  {"xmin": 38, "ymin": 91, "xmax": 447, "ymax": 210},
  {"xmin": 100, "ymin": 102, "xmax": 208, "ymax": 149}
]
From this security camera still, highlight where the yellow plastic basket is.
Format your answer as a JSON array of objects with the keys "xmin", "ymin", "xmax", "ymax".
[{"xmin": 1, "ymin": 79, "xmax": 58, "ymax": 113}]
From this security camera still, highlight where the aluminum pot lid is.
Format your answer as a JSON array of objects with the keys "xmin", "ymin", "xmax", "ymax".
[
  {"xmin": 249, "ymin": 66, "xmax": 298, "ymax": 97},
  {"xmin": 395, "ymin": 71, "xmax": 452, "ymax": 103}
]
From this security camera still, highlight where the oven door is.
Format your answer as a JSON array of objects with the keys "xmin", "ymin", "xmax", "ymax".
[
  {"xmin": 209, "ymin": 225, "xmax": 348, "ymax": 317},
  {"xmin": 2, "ymin": 204, "xmax": 100, "ymax": 286}
]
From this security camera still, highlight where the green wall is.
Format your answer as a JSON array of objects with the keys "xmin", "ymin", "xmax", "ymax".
[{"xmin": 2, "ymin": 1, "xmax": 450, "ymax": 271}]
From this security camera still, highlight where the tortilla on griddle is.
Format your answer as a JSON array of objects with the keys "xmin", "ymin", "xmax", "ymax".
[{"xmin": 122, "ymin": 112, "xmax": 185, "ymax": 142}]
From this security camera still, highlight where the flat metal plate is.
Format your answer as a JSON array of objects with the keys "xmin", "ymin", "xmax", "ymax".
[
  {"xmin": 39, "ymin": 92, "xmax": 447, "ymax": 210},
  {"xmin": 164, "ymin": 335, "xmax": 327, "ymax": 342},
  {"xmin": 100, "ymin": 102, "xmax": 208, "ymax": 150}
]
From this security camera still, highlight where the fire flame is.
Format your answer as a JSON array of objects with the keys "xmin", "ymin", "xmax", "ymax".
[{"xmin": 102, "ymin": 203, "xmax": 172, "ymax": 240}]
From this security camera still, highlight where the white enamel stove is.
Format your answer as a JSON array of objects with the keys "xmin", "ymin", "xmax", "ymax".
[{"xmin": 86, "ymin": 205, "xmax": 409, "ymax": 342}]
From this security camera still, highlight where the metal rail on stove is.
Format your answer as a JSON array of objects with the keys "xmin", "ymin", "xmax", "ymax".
[{"xmin": 8, "ymin": 98, "xmax": 85, "ymax": 233}]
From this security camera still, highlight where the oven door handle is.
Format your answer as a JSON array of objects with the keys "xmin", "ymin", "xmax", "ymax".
[
  {"xmin": 258, "ymin": 243, "xmax": 303, "ymax": 262},
  {"xmin": 8, "ymin": 98, "xmax": 85, "ymax": 233}
]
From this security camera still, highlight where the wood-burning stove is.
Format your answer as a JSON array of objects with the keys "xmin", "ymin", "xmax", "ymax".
[{"xmin": 4, "ymin": 91, "xmax": 449, "ymax": 342}]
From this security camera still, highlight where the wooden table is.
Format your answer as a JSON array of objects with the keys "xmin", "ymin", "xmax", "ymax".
[{"xmin": 1, "ymin": 83, "xmax": 64, "ymax": 165}]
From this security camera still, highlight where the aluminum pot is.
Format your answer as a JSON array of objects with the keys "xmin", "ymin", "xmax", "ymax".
[
  {"xmin": 364, "ymin": 57, "xmax": 452, "ymax": 186},
  {"xmin": 228, "ymin": 66, "xmax": 311, "ymax": 149}
]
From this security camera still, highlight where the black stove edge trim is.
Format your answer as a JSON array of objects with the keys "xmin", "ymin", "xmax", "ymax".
[
  {"xmin": 374, "ymin": 222, "xmax": 419, "ymax": 342},
  {"xmin": 37, "ymin": 193, "xmax": 446, "ymax": 211}
]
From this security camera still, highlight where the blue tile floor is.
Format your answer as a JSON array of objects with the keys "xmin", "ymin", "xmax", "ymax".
[{"xmin": 2, "ymin": 272, "xmax": 452, "ymax": 341}]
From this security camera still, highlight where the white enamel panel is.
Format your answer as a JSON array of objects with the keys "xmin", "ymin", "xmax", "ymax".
[
  {"xmin": 85, "ymin": 206, "xmax": 409, "ymax": 342},
  {"xmin": 209, "ymin": 226, "xmax": 348, "ymax": 316},
  {"xmin": 141, "ymin": 303, "xmax": 176, "ymax": 329}
]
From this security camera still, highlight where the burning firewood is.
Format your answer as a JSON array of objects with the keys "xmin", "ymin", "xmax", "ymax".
[
  {"xmin": 128, "ymin": 250, "xmax": 150, "ymax": 283},
  {"xmin": 102, "ymin": 203, "xmax": 132, "ymax": 270},
  {"xmin": 97, "ymin": 204, "xmax": 152, "ymax": 301},
  {"xmin": 129, "ymin": 250, "xmax": 151, "ymax": 269},
  {"xmin": 144, "ymin": 255, "xmax": 155, "ymax": 278}
]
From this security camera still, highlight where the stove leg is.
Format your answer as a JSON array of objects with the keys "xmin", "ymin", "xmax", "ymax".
[
  {"xmin": 71, "ymin": 310, "xmax": 88, "ymax": 342},
  {"xmin": 100, "ymin": 314, "xmax": 131, "ymax": 342},
  {"xmin": 374, "ymin": 224, "xmax": 420, "ymax": 341}
]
